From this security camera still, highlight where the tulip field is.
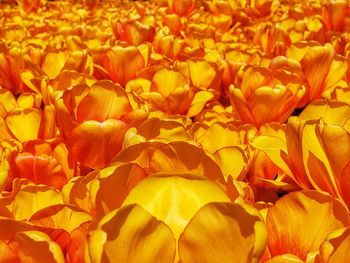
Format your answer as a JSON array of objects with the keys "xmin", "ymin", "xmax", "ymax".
[{"xmin": 0, "ymin": 0, "xmax": 350, "ymax": 262}]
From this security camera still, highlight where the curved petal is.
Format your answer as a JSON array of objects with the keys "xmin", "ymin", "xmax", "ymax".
[
  {"xmin": 179, "ymin": 202, "xmax": 267, "ymax": 263},
  {"xmin": 29, "ymin": 204, "xmax": 92, "ymax": 233},
  {"xmin": 2, "ymin": 180, "xmax": 63, "ymax": 220},
  {"xmin": 6, "ymin": 108, "xmax": 42, "ymax": 142},
  {"xmin": 87, "ymin": 204, "xmax": 176, "ymax": 263},
  {"xmin": 320, "ymin": 227, "xmax": 350, "ymax": 263},
  {"xmin": 122, "ymin": 173, "xmax": 230, "ymax": 239},
  {"xmin": 76, "ymin": 80, "xmax": 131, "ymax": 122},
  {"xmin": 67, "ymin": 119, "xmax": 128, "ymax": 169},
  {"xmin": 11, "ymin": 153, "xmax": 67, "ymax": 190},
  {"xmin": 102, "ymin": 46, "xmax": 145, "ymax": 87},
  {"xmin": 266, "ymin": 190, "xmax": 350, "ymax": 260},
  {"xmin": 10, "ymin": 230, "xmax": 64, "ymax": 263},
  {"xmin": 95, "ymin": 163, "xmax": 147, "ymax": 217}
]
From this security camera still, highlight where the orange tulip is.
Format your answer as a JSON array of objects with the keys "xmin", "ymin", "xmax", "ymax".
[
  {"xmin": 29, "ymin": 204, "xmax": 92, "ymax": 262},
  {"xmin": 8, "ymin": 141, "xmax": 73, "ymax": 190},
  {"xmin": 0, "ymin": 46, "xmax": 27, "ymax": 94},
  {"xmin": 86, "ymin": 173, "xmax": 267, "ymax": 262},
  {"xmin": 253, "ymin": 100, "xmax": 350, "ymax": 207},
  {"xmin": 16, "ymin": 0, "xmax": 46, "ymax": 13},
  {"xmin": 55, "ymin": 80, "xmax": 148, "ymax": 169},
  {"xmin": 286, "ymin": 42, "xmax": 348, "ymax": 104},
  {"xmin": 126, "ymin": 67, "xmax": 215, "ymax": 116},
  {"xmin": 0, "ymin": 218, "xmax": 65, "ymax": 262},
  {"xmin": 93, "ymin": 45, "xmax": 146, "ymax": 87},
  {"xmin": 229, "ymin": 65, "xmax": 305, "ymax": 126},
  {"xmin": 322, "ymin": 0, "xmax": 350, "ymax": 32},
  {"xmin": 113, "ymin": 20, "xmax": 156, "ymax": 46}
]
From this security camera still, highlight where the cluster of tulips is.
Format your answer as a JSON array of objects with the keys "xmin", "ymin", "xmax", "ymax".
[{"xmin": 0, "ymin": 0, "xmax": 350, "ymax": 262}]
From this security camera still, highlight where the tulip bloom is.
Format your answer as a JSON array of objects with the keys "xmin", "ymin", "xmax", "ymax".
[
  {"xmin": 229, "ymin": 65, "xmax": 305, "ymax": 127},
  {"xmin": 55, "ymin": 80, "xmax": 148, "ymax": 169},
  {"xmin": 86, "ymin": 173, "xmax": 267, "ymax": 262},
  {"xmin": 92, "ymin": 45, "xmax": 146, "ymax": 87},
  {"xmin": 192, "ymin": 121, "xmax": 249, "ymax": 181},
  {"xmin": 126, "ymin": 68, "xmax": 215, "ymax": 116},
  {"xmin": 16, "ymin": 0, "xmax": 46, "ymax": 13},
  {"xmin": 253, "ymin": 100, "xmax": 350, "ymax": 207},
  {"xmin": 286, "ymin": 42, "xmax": 348, "ymax": 104},
  {"xmin": 0, "ymin": 218, "xmax": 65, "ymax": 263},
  {"xmin": 0, "ymin": 47, "xmax": 27, "ymax": 94},
  {"xmin": 9, "ymin": 141, "xmax": 73, "ymax": 190}
]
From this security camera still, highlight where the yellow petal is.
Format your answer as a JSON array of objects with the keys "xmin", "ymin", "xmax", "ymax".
[
  {"xmin": 179, "ymin": 202, "xmax": 267, "ymax": 263},
  {"xmin": 122, "ymin": 173, "xmax": 230, "ymax": 239},
  {"xmin": 213, "ymin": 146, "xmax": 248, "ymax": 181},
  {"xmin": 6, "ymin": 181, "xmax": 63, "ymax": 220},
  {"xmin": 87, "ymin": 204, "xmax": 176, "ymax": 263},
  {"xmin": 136, "ymin": 118, "xmax": 189, "ymax": 142},
  {"xmin": 95, "ymin": 163, "xmax": 147, "ymax": 217},
  {"xmin": 6, "ymin": 108, "xmax": 42, "ymax": 142},
  {"xmin": 151, "ymin": 68, "xmax": 188, "ymax": 97},
  {"xmin": 42, "ymin": 51, "xmax": 69, "ymax": 79},
  {"xmin": 187, "ymin": 90, "xmax": 214, "ymax": 117}
]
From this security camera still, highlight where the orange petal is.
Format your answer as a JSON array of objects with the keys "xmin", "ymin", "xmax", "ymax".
[
  {"xmin": 10, "ymin": 230, "xmax": 64, "ymax": 263},
  {"xmin": 267, "ymin": 190, "xmax": 350, "ymax": 260},
  {"xmin": 11, "ymin": 152, "xmax": 67, "ymax": 190},
  {"xmin": 0, "ymin": 240, "xmax": 18, "ymax": 262},
  {"xmin": 67, "ymin": 119, "xmax": 128, "ymax": 169},
  {"xmin": 95, "ymin": 163, "xmax": 147, "ymax": 217},
  {"xmin": 320, "ymin": 227, "xmax": 350, "ymax": 263},
  {"xmin": 102, "ymin": 46, "xmax": 145, "ymax": 87},
  {"xmin": 76, "ymin": 80, "xmax": 132, "ymax": 122},
  {"xmin": 29, "ymin": 204, "xmax": 92, "ymax": 233}
]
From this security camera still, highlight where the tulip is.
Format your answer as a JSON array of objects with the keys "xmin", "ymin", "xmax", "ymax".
[
  {"xmin": 322, "ymin": 0, "xmax": 350, "ymax": 32},
  {"xmin": 55, "ymin": 80, "xmax": 148, "ymax": 169},
  {"xmin": 229, "ymin": 65, "xmax": 305, "ymax": 127},
  {"xmin": 62, "ymin": 140, "xmax": 226, "ymax": 219},
  {"xmin": 286, "ymin": 42, "xmax": 348, "ymax": 104},
  {"xmin": 86, "ymin": 173, "xmax": 267, "ymax": 262},
  {"xmin": 0, "ymin": 46, "xmax": 27, "ymax": 94},
  {"xmin": 253, "ymin": 100, "xmax": 350, "ymax": 207},
  {"xmin": 8, "ymin": 141, "xmax": 73, "ymax": 190},
  {"xmin": 92, "ymin": 45, "xmax": 146, "ymax": 87},
  {"xmin": 0, "ymin": 179, "xmax": 63, "ymax": 220},
  {"xmin": 125, "ymin": 68, "xmax": 215, "ymax": 116},
  {"xmin": 29, "ymin": 204, "xmax": 92, "ymax": 262},
  {"xmin": 113, "ymin": 20, "xmax": 156, "ymax": 46},
  {"xmin": 16, "ymin": 0, "xmax": 46, "ymax": 13}
]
